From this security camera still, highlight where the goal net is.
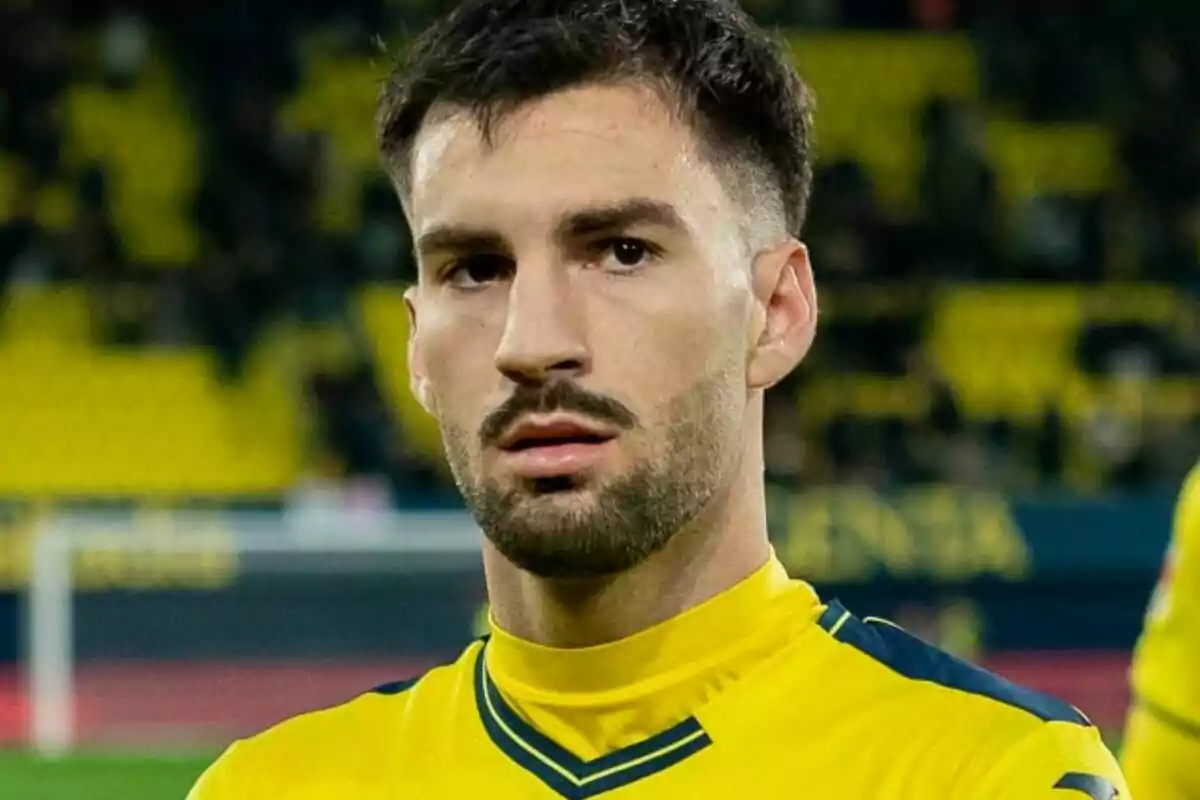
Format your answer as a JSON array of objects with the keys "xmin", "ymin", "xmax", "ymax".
[{"xmin": 26, "ymin": 509, "xmax": 484, "ymax": 757}]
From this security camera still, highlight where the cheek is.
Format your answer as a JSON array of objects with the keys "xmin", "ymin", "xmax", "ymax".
[
  {"xmin": 598, "ymin": 299, "xmax": 740, "ymax": 410},
  {"xmin": 418, "ymin": 312, "xmax": 501, "ymax": 423}
]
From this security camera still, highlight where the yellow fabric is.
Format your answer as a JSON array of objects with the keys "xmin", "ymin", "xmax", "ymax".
[
  {"xmin": 483, "ymin": 557, "xmax": 799, "ymax": 759},
  {"xmin": 1122, "ymin": 703, "xmax": 1200, "ymax": 800},
  {"xmin": 191, "ymin": 557, "xmax": 1126, "ymax": 799},
  {"xmin": 1124, "ymin": 461, "xmax": 1200, "ymax": 798}
]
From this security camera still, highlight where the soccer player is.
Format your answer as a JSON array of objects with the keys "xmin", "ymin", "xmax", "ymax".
[
  {"xmin": 190, "ymin": 1, "xmax": 1128, "ymax": 796},
  {"xmin": 1122, "ymin": 461, "xmax": 1200, "ymax": 798}
]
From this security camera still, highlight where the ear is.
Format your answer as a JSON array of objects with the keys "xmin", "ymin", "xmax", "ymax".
[
  {"xmin": 405, "ymin": 287, "xmax": 433, "ymax": 414},
  {"xmin": 746, "ymin": 240, "xmax": 817, "ymax": 391}
]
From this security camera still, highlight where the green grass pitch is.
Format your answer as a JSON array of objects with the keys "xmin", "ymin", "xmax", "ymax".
[{"xmin": 0, "ymin": 752, "xmax": 213, "ymax": 800}]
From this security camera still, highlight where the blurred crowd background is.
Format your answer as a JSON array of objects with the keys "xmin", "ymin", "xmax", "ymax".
[
  {"xmin": 0, "ymin": 0, "xmax": 1196, "ymax": 762},
  {"xmin": 1, "ymin": 0, "xmax": 1197, "ymax": 513}
]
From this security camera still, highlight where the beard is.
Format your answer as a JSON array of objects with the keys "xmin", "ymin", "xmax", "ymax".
[{"xmin": 442, "ymin": 377, "xmax": 736, "ymax": 580}]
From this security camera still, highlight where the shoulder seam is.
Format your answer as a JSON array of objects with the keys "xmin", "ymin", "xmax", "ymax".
[
  {"xmin": 818, "ymin": 601, "xmax": 1090, "ymax": 727},
  {"xmin": 370, "ymin": 677, "xmax": 420, "ymax": 695}
]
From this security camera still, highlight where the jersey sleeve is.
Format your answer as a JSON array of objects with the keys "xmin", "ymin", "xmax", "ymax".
[
  {"xmin": 1121, "ymin": 701, "xmax": 1200, "ymax": 799},
  {"xmin": 1129, "ymin": 463, "xmax": 1200, "ymax": 719},
  {"xmin": 1121, "ymin": 463, "xmax": 1200, "ymax": 799},
  {"xmin": 964, "ymin": 721, "xmax": 1130, "ymax": 799},
  {"xmin": 187, "ymin": 741, "xmax": 254, "ymax": 800}
]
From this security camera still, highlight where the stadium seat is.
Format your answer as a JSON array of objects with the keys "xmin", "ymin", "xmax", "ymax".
[
  {"xmin": 282, "ymin": 54, "xmax": 385, "ymax": 233},
  {"xmin": 0, "ymin": 343, "xmax": 300, "ymax": 497},
  {"xmin": 798, "ymin": 376, "xmax": 932, "ymax": 424},
  {"xmin": 928, "ymin": 286, "xmax": 1083, "ymax": 422},
  {"xmin": 792, "ymin": 34, "xmax": 977, "ymax": 211},
  {"xmin": 63, "ymin": 60, "xmax": 198, "ymax": 266},
  {"xmin": 985, "ymin": 119, "xmax": 1115, "ymax": 206},
  {"xmin": 0, "ymin": 284, "xmax": 92, "ymax": 345}
]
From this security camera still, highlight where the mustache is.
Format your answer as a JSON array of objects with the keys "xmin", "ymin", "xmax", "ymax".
[{"xmin": 480, "ymin": 382, "xmax": 638, "ymax": 447}]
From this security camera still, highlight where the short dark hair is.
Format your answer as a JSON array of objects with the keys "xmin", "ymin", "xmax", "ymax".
[{"xmin": 377, "ymin": 0, "xmax": 815, "ymax": 236}]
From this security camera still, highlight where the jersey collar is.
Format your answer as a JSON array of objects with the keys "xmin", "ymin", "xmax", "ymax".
[{"xmin": 485, "ymin": 555, "xmax": 799, "ymax": 698}]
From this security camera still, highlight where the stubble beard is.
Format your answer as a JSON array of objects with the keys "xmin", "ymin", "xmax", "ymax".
[{"xmin": 444, "ymin": 379, "xmax": 735, "ymax": 580}]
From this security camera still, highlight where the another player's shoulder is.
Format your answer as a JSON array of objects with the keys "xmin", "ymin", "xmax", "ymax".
[
  {"xmin": 1134, "ymin": 460, "xmax": 1200, "ymax": 664},
  {"xmin": 1181, "ymin": 459, "xmax": 1200, "ymax": 500},
  {"xmin": 814, "ymin": 602, "xmax": 1126, "ymax": 797},
  {"xmin": 1174, "ymin": 460, "xmax": 1200, "ymax": 544},
  {"xmin": 1175, "ymin": 460, "xmax": 1200, "ymax": 527},
  {"xmin": 188, "ymin": 639, "xmax": 484, "ymax": 799}
]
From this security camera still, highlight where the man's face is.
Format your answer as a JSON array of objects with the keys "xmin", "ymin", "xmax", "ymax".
[{"xmin": 405, "ymin": 84, "xmax": 761, "ymax": 579}]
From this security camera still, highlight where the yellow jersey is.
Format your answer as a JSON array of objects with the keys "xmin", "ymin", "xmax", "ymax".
[
  {"xmin": 191, "ymin": 559, "xmax": 1126, "ymax": 799},
  {"xmin": 1123, "ymin": 462, "xmax": 1200, "ymax": 798}
]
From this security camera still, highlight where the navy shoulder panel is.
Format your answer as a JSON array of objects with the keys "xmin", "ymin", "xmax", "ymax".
[
  {"xmin": 818, "ymin": 601, "xmax": 1089, "ymax": 726},
  {"xmin": 370, "ymin": 676, "xmax": 420, "ymax": 696}
]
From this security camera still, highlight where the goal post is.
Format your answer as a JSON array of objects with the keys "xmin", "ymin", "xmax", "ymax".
[{"xmin": 25, "ymin": 509, "xmax": 483, "ymax": 757}]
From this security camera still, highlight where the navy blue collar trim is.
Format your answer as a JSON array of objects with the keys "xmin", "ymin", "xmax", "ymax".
[{"xmin": 473, "ymin": 644, "xmax": 712, "ymax": 799}]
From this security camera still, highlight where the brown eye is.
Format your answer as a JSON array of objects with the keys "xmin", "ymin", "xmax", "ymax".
[
  {"xmin": 596, "ymin": 237, "xmax": 659, "ymax": 272},
  {"xmin": 612, "ymin": 239, "xmax": 647, "ymax": 266},
  {"xmin": 446, "ymin": 254, "xmax": 511, "ymax": 288}
]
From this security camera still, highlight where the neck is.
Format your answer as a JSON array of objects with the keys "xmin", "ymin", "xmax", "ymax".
[{"xmin": 484, "ymin": 462, "xmax": 771, "ymax": 648}]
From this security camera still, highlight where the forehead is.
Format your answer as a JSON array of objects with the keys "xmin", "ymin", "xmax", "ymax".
[{"xmin": 407, "ymin": 84, "xmax": 733, "ymax": 238}]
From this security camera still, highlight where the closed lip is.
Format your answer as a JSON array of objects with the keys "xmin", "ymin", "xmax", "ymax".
[{"xmin": 497, "ymin": 414, "xmax": 620, "ymax": 451}]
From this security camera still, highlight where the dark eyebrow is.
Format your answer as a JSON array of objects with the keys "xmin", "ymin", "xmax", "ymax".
[
  {"xmin": 414, "ymin": 198, "xmax": 686, "ymax": 263},
  {"xmin": 415, "ymin": 227, "xmax": 510, "ymax": 260},
  {"xmin": 556, "ymin": 199, "xmax": 689, "ymax": 241}
]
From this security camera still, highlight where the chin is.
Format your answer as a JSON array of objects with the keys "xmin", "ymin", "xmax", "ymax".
[
  {"xmin": 525, "ymin": 474, "xmax": 590, "ymax": 494},
  {"xmin": 516, "ymin": 477, "xmax": 603, "ymax": 511}
]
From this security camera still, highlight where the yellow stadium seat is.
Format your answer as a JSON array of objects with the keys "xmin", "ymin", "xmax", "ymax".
[
  {"xmin": 1150, "ymin": 379, "xmax": 1200, "ymax": 419},
  {"xmin": 925, "ymin": 284, "xmax": 1198, "ymax": 428},
  {"xmin": 985, "ymin": 118, "xmax": 1115, "ymax": 207},
  {"xmin": 63, "ymin": 60, "xmax": 198, "ymax": 265},
  {"xmin": 0, "ymin": 337, "xmax": 300, "ymax": 498},
  {"xmin": 282, "ymin": 54, "xmax": 386, "ymax": 233},
  {"xmin": 0, "ymin": 284, "xmax": 92, "ymax": 345},
  {"xmin": 792, "ymin": 34, "xmax": 978, "ymax": 211},
  {"xmin": 798, "ymin": 376, "xmax": 932, "ymax": 423},
  {"xmin": 928, "ymin": 286, "xmax": 1084, "ymax": 423},
  {"xmin": 1083, "ymin": 284, "xmax": 1181, "ymax": 325}
]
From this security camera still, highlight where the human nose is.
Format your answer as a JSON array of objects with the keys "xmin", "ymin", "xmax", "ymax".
[{"xmin": 493, "ymin": 263, "xmax": 591, "ymax": 386}]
